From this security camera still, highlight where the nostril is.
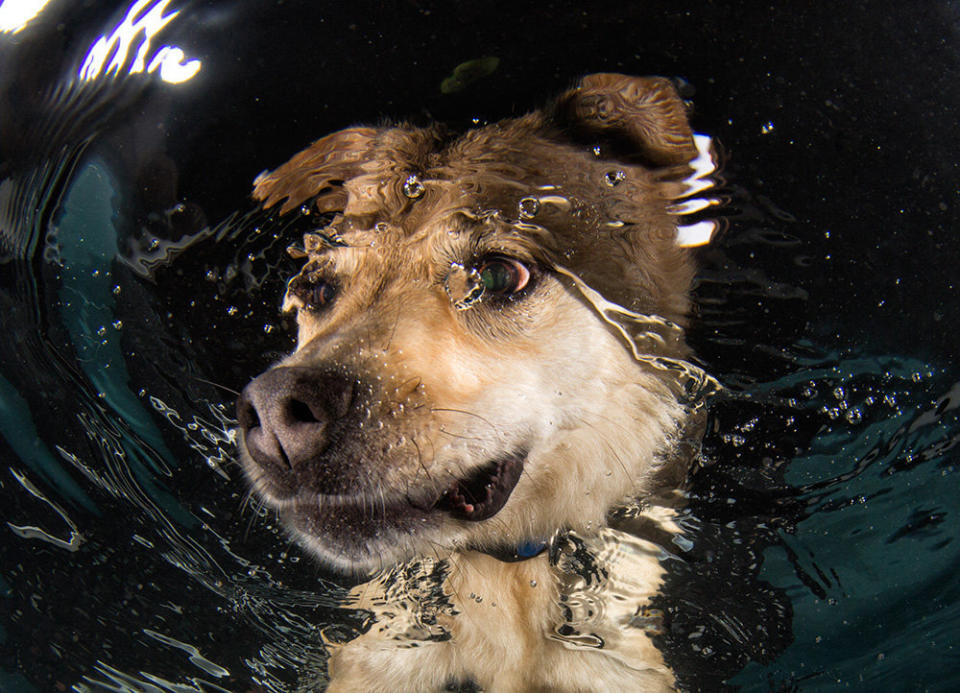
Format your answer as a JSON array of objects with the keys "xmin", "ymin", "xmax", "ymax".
[
  {"xmin": 288, "ymin": 398, "xmax": 321, "ymax": 424},
  {"xmin": 236, "ymin": 393, "xmax": 261, "ymax": 432}
]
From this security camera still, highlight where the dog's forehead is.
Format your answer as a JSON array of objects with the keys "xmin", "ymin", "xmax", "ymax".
[
  {"xmin": 278, "ymin": 114, "xmax": 698, "ymax": 325},
  {"xmin": 322, "ymin": 131, "xmax": 668, "ymax": 253}
]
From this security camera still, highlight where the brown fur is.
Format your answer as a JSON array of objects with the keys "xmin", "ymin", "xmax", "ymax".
[{"xmin": 237, "ymin": 74, "xmax": 710, "ymax": 691}]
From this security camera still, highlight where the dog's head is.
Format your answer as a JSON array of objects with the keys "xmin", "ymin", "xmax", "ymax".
[{"xmin": 236, "ymin": 74, "xmax": 710, "ymax": 574}]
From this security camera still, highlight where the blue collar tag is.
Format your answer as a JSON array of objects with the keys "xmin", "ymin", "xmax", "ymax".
[{"xmin": 515, "ymin": 540, "xmax": 548, "ymax": 558}]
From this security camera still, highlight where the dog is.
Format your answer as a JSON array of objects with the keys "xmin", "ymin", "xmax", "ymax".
[{"xmin": 237, "ymin": 73, "xmax": 716, "ymax": 692}]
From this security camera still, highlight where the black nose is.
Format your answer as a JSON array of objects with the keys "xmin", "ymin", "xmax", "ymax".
[{"xmin": 237, "ymin": 367, "xmax": 354, "ymax": 474}]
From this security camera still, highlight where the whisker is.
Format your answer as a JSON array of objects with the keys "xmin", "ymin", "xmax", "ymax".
[
  {"xmin": 430, "ymin": 407, "xmax": 501, "ymax": 434},
  {"xmin": 436, "ymin": 427, "xmax": 486, "ymax": 442},
  {"xmin": 410, "ymin": 435, "xmax": 433, "ymax": 483},
  {"xmin": 383, "ymin": 303, "xmax": 403, "ymax": 353},
  {"xmin": 242, "ymin": 494, "xmax": 265, "ymax": 541},
  {"xmin": 191, "ymin": 375, "xmax": 241, "ymax": 397}
]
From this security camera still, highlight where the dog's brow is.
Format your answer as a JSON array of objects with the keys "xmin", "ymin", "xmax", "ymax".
[{"xmin": 440, "ymin": 211, "xmax": 547, "ymax": 257}]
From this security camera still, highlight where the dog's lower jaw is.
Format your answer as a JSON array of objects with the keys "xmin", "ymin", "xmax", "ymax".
[
  {"xmin": 282, "ymin": 498, "xmax": 440, "ymax": 576},
  {"xmin": 256, "ymin": 452, "xmax": 530, "ymax": 575}
]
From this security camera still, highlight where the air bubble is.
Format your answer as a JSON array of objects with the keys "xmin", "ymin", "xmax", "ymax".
[
  {"xmin": 603, "ymin": 170, "xmax": 626, "ymax": 187},
  {"xmin": 402, "ymin": 175, "xmax": 425, "ymax": 199},
  {"xmin": 518, "ymin": 196, "xmax": 540, "ymax": 219}
]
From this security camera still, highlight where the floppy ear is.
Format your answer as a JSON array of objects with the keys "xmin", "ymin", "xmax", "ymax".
[
  {"xmin": 554, "ymin": 73, "xmax": 697, "ymax": 166},
  {"xmin": 252, "ymin": 126, "xmax": 378, "ymax": 215}
]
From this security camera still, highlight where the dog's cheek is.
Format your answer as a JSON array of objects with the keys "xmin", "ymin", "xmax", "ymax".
[{"xmin": 505, "ymin": 323, "xmax": 683, "ymax": 529}]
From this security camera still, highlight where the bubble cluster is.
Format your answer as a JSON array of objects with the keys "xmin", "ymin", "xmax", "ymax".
[{"xmin": 402, "ymin": 175, "xmax": 426, "ymax": 199}]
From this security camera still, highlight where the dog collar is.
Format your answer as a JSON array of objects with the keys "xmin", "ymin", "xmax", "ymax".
[{"xmin": 483, "ymin": 539, "xmax": 548, "ymax": 563}]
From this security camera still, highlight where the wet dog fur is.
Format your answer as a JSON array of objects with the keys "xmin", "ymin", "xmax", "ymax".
[{"xmin": 237, "ymin": 74, "xmax": 706, "ymax": 691}]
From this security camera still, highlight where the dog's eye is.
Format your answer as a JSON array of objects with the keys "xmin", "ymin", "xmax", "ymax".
[
  {"xmin": 307, "ymin": 281, "xmax": 336, "ymax": 308},
  {"xmin": 288, "ymin": 275, "xmax": 336, "ymax": 311},
  {"xmin": 477, "ymin": 257, "xmax": 530, "ymax": 294}
]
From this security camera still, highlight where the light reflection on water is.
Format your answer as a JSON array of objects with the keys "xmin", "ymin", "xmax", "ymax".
[{"xmin": 78, "ymin": 0, "xmax": 202, "ymax": 84}]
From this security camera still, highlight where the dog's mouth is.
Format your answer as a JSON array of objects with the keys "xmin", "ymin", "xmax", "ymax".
[
  {"xmin": 433, "ymin": 452, "xmax": 525, "ymax": 522},
  {"xmin": 266, "ymin": 451, "xmax": 528, "ymax": 572}
]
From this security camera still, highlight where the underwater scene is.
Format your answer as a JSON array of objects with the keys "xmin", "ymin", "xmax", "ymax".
[{"xmin": 1, "ymin": 1, "xmax": 959, "ymax": 691}]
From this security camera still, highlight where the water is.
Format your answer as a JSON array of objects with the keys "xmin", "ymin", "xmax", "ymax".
[{"xmin": 2, "ymin": 1, "xmax": 959, "ymax": 691}]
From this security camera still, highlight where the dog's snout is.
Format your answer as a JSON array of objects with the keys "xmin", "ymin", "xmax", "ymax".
[{"xmin": 237, "ymin": 367, "xmax": 354, "ymax": 474}]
